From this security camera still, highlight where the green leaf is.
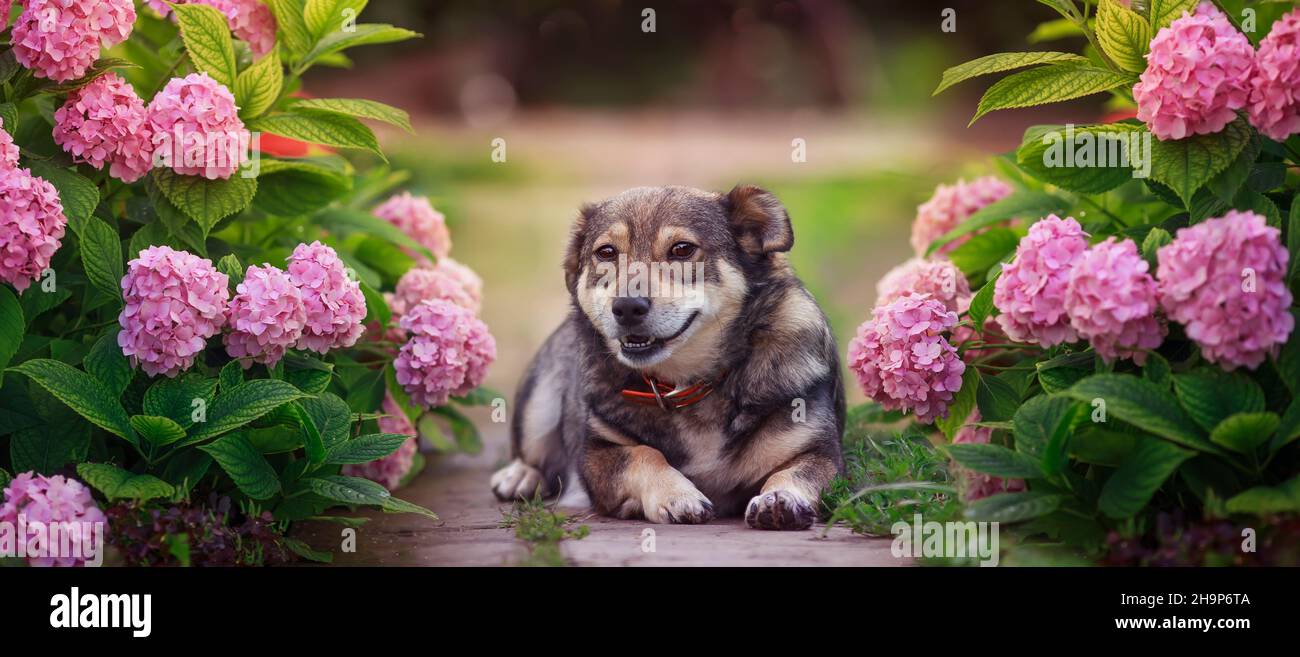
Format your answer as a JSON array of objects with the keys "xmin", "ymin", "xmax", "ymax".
[
  {"xmin": 934, "ymin": 51, "xmax": 1088, "ymax": 95},
  {"xmin": 971, "ymin": 64, "xmax": 1133, "ymax": 125},
  {"xmin": 8, "ymin": 359, "xmax": 136, "ymax": 444},
  {"xmin": 0, "ymin": 103, "xmax": 16, "ymax": 133},
  {"xmin": 1207, "ymin": 134, "xmax": 1261, "ymax": 203},
  {"xmin": 947, "ymin": 443, "xmax": 1044, "ymax": 478},
  {"xmin": 76, "ymin": 463, "xmax": 175, "ymax": 502},
  {"xmin": 1016, "ymin": 123, "xmax": 1145, "ymax": 194},
  {"xmin": 250, "ymin": 110, "xmax": 382, "ymax": 157},
  {"xmin": 1142, "ymin": 351, "xmax": 1172, "ymax": 388},
  {"xmin": 381, "ymin": 495, "xmax": 438, "ymax": 520},
  {"xmin": 1225, "ymin": 476, "xmax": 1300, "ymax": 515},
  {"xmin": 84, "ymin": 332, "xmax": 131, "ymax": 397},
  {"xmin": 234, "ymin": 50, "xmax": 282, "ymax": 119},
  {"xmin": 1096, "ymin": 0, "xmax": 1150, "ymax": 73},
  {"xmin": 324, "ymin": 433, "xmax": 410, "ymax": 464},
  {"xmin": 68, "ymin": 215, "xmax": 124, "ymax": 302},
  {"xmin": 948, "ymin": 227, "xmax": 1019, "ymax": 282},
  {"xmin": 152, "ymin": 169, "xmax": 257, "ymax": 236},
  {"xmin": 297, "ymin": 392, "xmax": 353, "ymax": 449},
  {"xmin": 1209, "ymin": 412, "xmax": 1279, "ymax": 455},
  {"xmin": 293, "ymin": 97, "xmax": 412, "ymax": 133},
  {"xmin": 199, "ymin": 432, "xmax": 283, "ymax": 499},
  {"xmin": 417, "ymin": 413, "xmax": 454, "ymax": 451},
  {"xmin": 976, "ymin": 374, "xmax": 1020, "ymax": 423},
  {"xmin": 0, "ymin": 286, "xmax": 23, "ymax": 389},
  {"xmin": 216, "ymin": 253, "xmax": 244, "ymax": 287},
  {"xmin": 282, "ymin": 536, "xmax": 334, "ymax": 563},
  {"xmin": 129, "ymin": 415, "xmax": 187, "ymax": 446},
  {"xmin": 0, "ymin": 468, "xmax": 9, "ymax": 489},
  {"xmin": 144, "ymin": 374, "xmax": 217, "ymax": 429},
  {"xmin": 292, "ymin": 401, "xmax": 327, "ymax": 464},
  {"xmin": 1012, "ymin": 394, "xmax": 1076, "ymax": 459},
  {"xmin": 1098, "ymin": 439, "xmax": 1192, "ymax": 518},
  {"xmin": 1140, "ymin": 226, "xmax": 1172, "ymax": 269},
  {"xmin": 1149, "ymin": 117, "xmax": 1252, "ymax": 207},
  {"xmin": 219, "ymin": 360, "xmax": 243, "ymax": 393},
  {"xmin": 265, "ymin": 0, "xmax": 312, "ymax": 61},
  {"xmin": 11, "ymin": 424, "xmax": 88, "ymax": 474},
  {"xmin": 1150, "ymin": 0, "xmax": 1199, "ymax": 31},
  {"xmin": 384, "ymin": 364, "xmax": 423, "ymax": 424},
  {"xmin": 304, "ymin": 474, "xmax": 391, "ymax": 506},
  {"xmin": 317, "ymin": 207, "xmax": 433, "ymax": 261},
  {"xmin": 1070, "ymin": 427, "xmax": 1137, "ymax": 466},
  {"xmin": 966, "ymin": 274, "xmax": 998, "ymax": 331},
  {"xmin": 359, "ymin": 279, "xmax": 391, "ymax": 330},
  {"xmin": 1288, "ymin": 191, "xmax": 1299, "ymax": 288},
  {"xmin": 183, "ymin": 379, "xmax": 308, "ymax": 445},
  {"xmin": 1271, "ymin": 398, "xmax": 1300, "ymax": 453},
  {"xmin": 1039, "ymin": 364, "xmax": 1093, "ymax": 394},
  {"xmin": 171, "ymin": 2, "xmax": 238, "ymax": 88},
  {"xmin": 24, "ymin": 160, "xmax": 98, "ymax": 221},
  {"xmin": 251, "ymin": 157, "xmax": 352, "ymax": 216},
  {"xmin": 963, "ymin": 491, "xmax": 1063, "ymax": 522},
  {"xmin": 936, "ymin": 367, "xmax": 981, "ymax": 440},
  {"xmin": 303, "ymin": 0, "xmax": 369, "ymax": 41},
  {"xmin": 927, "ymin": 190, "xmax": 1066, "ymax": 255},
  {"xmin": 433, "ymin": 404, "xmax": 482, "ymax": 454},
  {"xmin": 1172, "ymin": 369, "xmax": 1265, "ymax": 432},
  {"xmin": 1067, "ymin": 374, "xmax": 1218, "ymax": 454},
  {"xmin": 299, "ymin": 23, "xmax": 420, "ymax": 70}
]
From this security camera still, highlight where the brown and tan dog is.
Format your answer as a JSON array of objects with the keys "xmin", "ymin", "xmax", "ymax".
[{"xmin": 490, "ymin": 185, "xmax": 844, "ymax": 529}]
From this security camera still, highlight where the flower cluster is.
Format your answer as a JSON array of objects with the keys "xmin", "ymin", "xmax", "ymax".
[
  {"xmin": 1064, "ymin": 238, "xmax": 1166, "ymax": 364},
  {"xmin": 846, "ymin": 294, "xmax": 965, "ymax": 424},
  {"xmin": 910, "ymin": 176, "xmax": 1012, "ymax": 257},
  {"xmin": 394, "ymin": 299, "xmax": 497, "ymax": 408},
  {"xmin": 1, "ymin": 472, "xmax": 107, "ymax": 567},
  {"xmin": 223, "ymin": 264, "xmax": 307, "ymax": 367},
  {"xmin": 951, "ymin": 410, "xmax": 1027, "ymax": 502},
  {"xmin": 118, "ymin": 245, "xmax": 230, "ymax": 377},
  {"xmin": 993, "ymin": 215, "xmax": 1089, "ymax": 347},
  {"xmin": 1157, "ymin": 210, "xmax": 1293, "ymax": 370},
  {"xmin": 0, "ymin": 152, "xmax": 68, "ymax": 292},
  {"xmin": 876, "ymin": 257, "xmax": 970, "ymax": 314},
  {"xmin": 373, "ymin": 192, "xmax": 452, "ymax": 263},
  {"xmin": 11, "ymin": 0, "xmax": 136, "ymax": 82},
  {"xmin": 53, "ymin": 73, "xmax": 154, "ymax": 183},
  {"xmin": 1134, "ymin": 3, "xmax": 1255, "ymax": 140},
  {"xmin": 146, "ymin": 73, "xmax": 249, "ymax": 180},
  {"xmin": 391, "ymin": 265, "xmax": 481, "ymax": 318},
  {"xmin": 341, "ymin": 395, "xmax": 419, "ymax": 490},
  {"xmin": 286, "ymin": 241, "xmax": 368, "ymax": 353},
  {"xmin": 1248, "ymin": 9, "xmax": 1300, "ymax": 141}
]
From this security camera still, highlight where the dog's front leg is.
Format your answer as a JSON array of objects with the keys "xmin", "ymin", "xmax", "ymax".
[
  {"xmin": 746, "ymin": 451, "xmax": 838, "ymax": 530},
  {"xmin": 582, "ymin": 432, "xmax": 714, "ymax": 525}
]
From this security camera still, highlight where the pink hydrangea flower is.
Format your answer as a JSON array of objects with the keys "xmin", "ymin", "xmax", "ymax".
[
  {"xmin": 11, "ymin": 0, "xmax": 136, "ymax": 82},
  {"xmin": 1248, "ymin": 9, "xmax": 1300, "ymax": 141},
  {"xmin": 373, "ymin": 192, "xmax": 452, "ymax": 262},
  {"xmin": 436, "ymin": 257, "xmax": 484, "ymax": 310},
  {"xmin": 146, "ymin": 72, "xmax": 249, "ymax": 179},
  {"xmin": 394, "ymin": 299, "xmax": 497, "ymax": 408},
  {"xmin": 1135, "ymin": 3, "xmax": 1255, "ymax": 140},
  {"xmin": 146, "ymin": 0, "xmax": 277, "ymax": 57},
  {"xmin": 118, "ymin": 246, "xmax": 229, "ymax": 378},
  {"xmin": 0, "ymin": 472, "xmax": 107, "ymax": 567},
  {"xmin": 846, "ymin": 294, "xmax": 966, "ymax": 424},
  {"xmin": 1064, "ymin": 238, "xmax": 1166, "ymax": 364},
  {"xmin": 341, "ymin": 395, "xmax": 419, "ymax": 490},
  {"xmin": 0, "ymin": 166, "xmax": 67, "ymax": 292},
  {"xmin": 994, "ymin": 215, "xmax": 1089, "ymax": 347},
  {"xmin": 285, "ymin": 241, "xmax": 367, "ymax": 353},
  {"xmin": 391, "ymin": 265, "xmax": 480, "ymax": 319},
  {"xmin": 0, "ymin": 128, "xmax": 20, "ymax": 169},
  {"xmin": 951, "ymin": 410, "xmax": 1027, "ymax": 502},
  {"xmin": 223, "ymin": 264, "xmax": 307, "ymax": 367},
  {"xmin": 876, "ymin": 257, "xmax": 971, "ymax": 314},
  {"xmin": 53, "ymin": 73, "xmax": 155, "ymax": 183},
  {"xmin": 910, "ymin": 177, "xmax": 1012, "ymax": 257},
  {"xmin": 1157, "ymin": 210, "xmax": 1293, "ymax": 370}
]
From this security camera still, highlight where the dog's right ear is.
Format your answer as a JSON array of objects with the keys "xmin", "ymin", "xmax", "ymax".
[{"xmin": 564, "ymin": 203, "xmax": 598, "ymax": 292}]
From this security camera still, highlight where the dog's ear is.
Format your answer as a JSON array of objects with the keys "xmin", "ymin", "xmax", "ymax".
[
  {"xmin": 564, "ymin": 203, "xmax": 599, "ymax": 291},
  {"xmin": 723, "ymin": 185, "xmax": 793, "ymax": 255}
]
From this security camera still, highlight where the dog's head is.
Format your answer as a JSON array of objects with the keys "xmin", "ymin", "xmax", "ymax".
[{"xmin": 565, "ymin": 185, "xmax": 793, "ymax": 379}]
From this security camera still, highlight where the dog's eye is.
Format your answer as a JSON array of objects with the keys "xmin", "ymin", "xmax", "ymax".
[
  {"xmin": 595, "ymin": 245, "xmax": 617, "ymax": 261},
  {"xmin": 669, "ymin": 242, "xmax": 697, "ymax": 259}
]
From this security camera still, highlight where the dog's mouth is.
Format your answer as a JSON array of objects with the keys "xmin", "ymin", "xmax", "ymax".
[{"xmin": 618, "ymin": 311, "xmax": 700, "ymax": 360}]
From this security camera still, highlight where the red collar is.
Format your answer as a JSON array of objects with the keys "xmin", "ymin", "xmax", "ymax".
[{"xmin": 620, "ymin": 372, "xmax": 723, "ymax": 411}]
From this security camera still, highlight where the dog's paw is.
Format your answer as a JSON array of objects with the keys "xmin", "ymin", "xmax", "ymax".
[
  {"xmin": 641, "ymin": 478, "xmax": 715, "ymax": 524},
  {"xmin": 491, "ymin": 459, "xmax": 543, "ymax": 501},
  {"xmin": 745, "ymin": 490, "xmax": 815, "ymax": 530}
]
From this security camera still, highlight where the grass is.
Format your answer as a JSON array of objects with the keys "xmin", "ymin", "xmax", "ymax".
[
  {"xmin": 820, "ymin": 403, "xmax": 959, "ymax": 537},
  {"xmin": 499, "ymin": 495, "xmax": 591, "ymax": 567}
]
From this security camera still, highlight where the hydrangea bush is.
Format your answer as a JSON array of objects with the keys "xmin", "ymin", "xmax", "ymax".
[
  {"xmin": 854, "ymin": 0, "xmax": 1300, "ymax": 560},
  {"xmin": 0, "ymin": 2, "xmax": 498, "ymax": 565}
]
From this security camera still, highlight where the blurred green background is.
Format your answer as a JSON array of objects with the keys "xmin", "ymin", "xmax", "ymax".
[{"xmin": 303, "ymin": 0, "xmax": 1123, "ymax": 403}]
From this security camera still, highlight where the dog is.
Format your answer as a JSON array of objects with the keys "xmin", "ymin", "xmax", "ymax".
[{"xmin": 490, "ymin": 185, "xmax": 844, "ymax": 530}]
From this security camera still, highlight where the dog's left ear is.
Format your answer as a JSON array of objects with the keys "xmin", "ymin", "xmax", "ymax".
[{"xmin": 723, "ymin": 185, "xmax": 793, "ymax": 255}]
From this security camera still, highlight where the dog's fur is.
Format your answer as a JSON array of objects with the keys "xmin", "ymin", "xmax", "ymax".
[{"xmin": 490, "ymin": 185, "xmax": 844, "ymax": 529}]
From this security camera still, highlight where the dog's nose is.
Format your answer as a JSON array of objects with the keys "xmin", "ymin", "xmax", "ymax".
[{"xmin": 611, "ymin": 297, "xmax": 651, "ymax": 326}]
